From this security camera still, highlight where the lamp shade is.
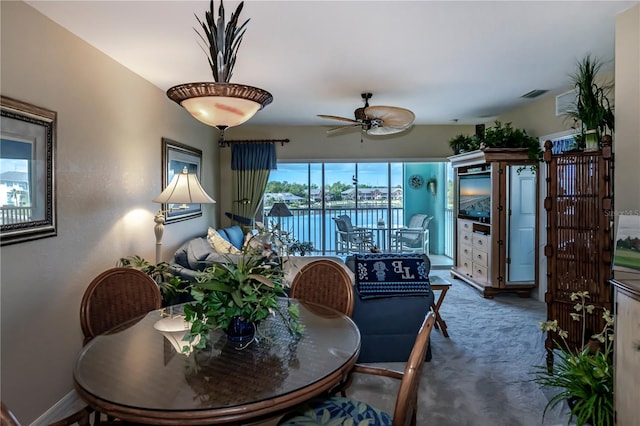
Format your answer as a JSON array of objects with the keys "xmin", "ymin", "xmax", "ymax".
[
  {"xmin": 268, "ymin": 202, "xmax": 292, "ymax": 218},
  {"xmin": 167, "ymin": 83, "xmax": 273, "ymax": 129},
  {"xmin": 153, "ymin": 167, "xmax": 216, "ymax": 205}
]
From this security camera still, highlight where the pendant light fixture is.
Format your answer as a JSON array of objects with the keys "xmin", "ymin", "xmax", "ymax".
[{"xmin": 167, "ymin": 0, "xmax": 272, "ymax": 143}]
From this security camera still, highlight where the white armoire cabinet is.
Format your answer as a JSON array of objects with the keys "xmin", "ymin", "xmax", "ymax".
[{"xmin": 449, "ymin": 148, "xmax": 538, "ymax": 298}]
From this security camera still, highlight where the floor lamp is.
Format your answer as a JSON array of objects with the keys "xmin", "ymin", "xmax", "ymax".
[{"xmin": 153, "ymin": 167, "xmax": 215, "ymax": 264}]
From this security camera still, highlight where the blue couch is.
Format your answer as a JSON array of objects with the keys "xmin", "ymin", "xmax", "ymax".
[{"xmin": 169, "ymin": 225, "xmax": 245, "ymax": 282}]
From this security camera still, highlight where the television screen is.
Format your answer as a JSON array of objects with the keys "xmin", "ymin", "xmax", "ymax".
[{"xmin": 459, "ymin": 173, "xmax": 491, "ymax": 220}]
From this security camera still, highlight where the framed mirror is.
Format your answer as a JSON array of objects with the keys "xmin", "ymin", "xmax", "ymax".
[{"xmin": 0, "ymin": 96, "xmax": 57, "ymax": 246}]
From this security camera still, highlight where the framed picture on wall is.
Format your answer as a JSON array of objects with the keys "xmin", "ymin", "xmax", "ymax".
[
  {"xmin": 613, "ymin": 215, "xmax": 640, "ymax": 273},
  {"xmin": 161, "ymin": 138, "xmax": 204, "ymax": 224},
  {"xmin": 0, "ymin": 96, "xmax": 57, "ymax": 246}
]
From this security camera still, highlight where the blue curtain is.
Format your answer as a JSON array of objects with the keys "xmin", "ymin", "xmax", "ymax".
[
  {"xmin": 231, "ymin": 142, "xmax": 277, "ymax": 171},
  {"xmin": 230, "ymin": 143, "xmax": 277, "ymax": 228}
]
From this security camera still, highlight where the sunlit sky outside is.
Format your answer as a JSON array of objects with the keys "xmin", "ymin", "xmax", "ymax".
[
  {"xmin": 270, "ymin": 163, "xmax": 403, "ymax": 187},
  {"xmin": 0, "ymin": 159, "xmax": 28, "ymax": 173}
]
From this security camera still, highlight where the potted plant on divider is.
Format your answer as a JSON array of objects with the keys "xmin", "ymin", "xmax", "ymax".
[
  {"xmin": 533, "ymin": 291, "xmax": 614, "ymax": 426},
  {"xmin": 564, "ymin": 54, "xmax": 615, "ymax": 151},
  {"xmin": 183, "ymin": 222, "xmax": 304, "ymax": 350}
]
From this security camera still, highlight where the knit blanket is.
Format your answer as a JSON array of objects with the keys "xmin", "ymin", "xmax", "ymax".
[{"xmin": 353, "ymin": 253, "xmax": 431, "ymax": 299}]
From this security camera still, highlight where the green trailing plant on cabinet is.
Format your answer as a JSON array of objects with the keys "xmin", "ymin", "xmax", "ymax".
[{"xmin": 447, "ymin": 121, "xmax": 542, "ymax": 163}]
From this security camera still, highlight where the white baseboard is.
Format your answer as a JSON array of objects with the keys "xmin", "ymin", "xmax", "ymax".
[{"xmin": 30, "ymin": 390, "xmax": 86, "ymax": 426}]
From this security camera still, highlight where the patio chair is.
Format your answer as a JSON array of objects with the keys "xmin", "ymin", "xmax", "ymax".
[
  {"xmin": 393, "ymin": 214, "xmax": 432, "ymax": 254},
  {"xmin": 333, "ymin": 215, "xmax": 374, "ymax": 254}
]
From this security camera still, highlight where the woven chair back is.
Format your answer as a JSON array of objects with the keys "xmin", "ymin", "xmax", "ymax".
[
  {"xmin": 80, "ymin": 267, "xmax": 162, "ymax": 345},
  {"xmin": 1, "ymin": 402, "xmax": 20, "ymax": 426},
  {"xmin": 392, "ymin": 312, "xmax": 435, "ymax": 426},
  {"xmin": 290, "ymin": 260, "xmax": 354, "ymax": 317}
]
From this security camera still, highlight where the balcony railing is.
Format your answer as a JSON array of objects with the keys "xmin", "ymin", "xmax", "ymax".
[
  {"xmin": 0, "ymin": 206, "xmax": 32, "ymax": 225},
  {"xmin": 266, "ymin": 206, "xmax": 404, "ymax": 255}
]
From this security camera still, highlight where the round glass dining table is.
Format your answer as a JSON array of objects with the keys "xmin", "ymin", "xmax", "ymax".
[{"xmin": 73, "ymin": 299, "xmax": 361, "ymax": 425}]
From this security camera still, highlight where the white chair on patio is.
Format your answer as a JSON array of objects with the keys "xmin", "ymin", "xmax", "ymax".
[
  {"xmin": 333, "ymin": 215, "xmax": 374, "ymax": 254},
  {"xmin": 393, "ymin": 214, "xmax": 432, "ymax": 254}
]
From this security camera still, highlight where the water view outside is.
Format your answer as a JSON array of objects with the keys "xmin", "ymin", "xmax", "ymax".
[{"xmin": 263, "ymin": 162, "xmax": 404, "ymax": 254}]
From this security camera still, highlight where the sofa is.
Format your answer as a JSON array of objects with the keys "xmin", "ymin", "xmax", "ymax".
[{"xmin": 169, "ymin": 225, "xmax": 246, "ymax": 282}]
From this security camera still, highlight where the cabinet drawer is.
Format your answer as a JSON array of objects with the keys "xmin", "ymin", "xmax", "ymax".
[
  {"xmin": 473, "ymin": 248, "xmax": 488, "ymax": 266},
  {"xmin": 458, "ymin": 220, "xmax": 473, "ymax": 232},
  {"xmin": 472, "ymin": 233, "xmax": 489, "ymax": 250},
  {"xmin": 459, "ymin": 231, "xmax": 473, "ymax": 246},
  {"xmin": 472, "ymin": 264, "xmax": 488, "ymax": 281},
  {"xmin": 459, "ymin": 243, "xmax": 473, "ymax": 259},
  {"xmin": 459, "ymin": 258, "xmax": 472, "ymax": 274}
]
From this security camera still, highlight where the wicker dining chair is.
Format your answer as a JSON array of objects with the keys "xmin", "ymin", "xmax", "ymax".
[
  {"xmin": 80, "ymin": 267, "xmax": 163, "ymax": 345},
  {"xmin": 289, "ymin": 259, "xmax": 354, "ymax": 317},
  {"xmin": 278, "ymin": 312, "xmax": 435, "ymax": 426}
]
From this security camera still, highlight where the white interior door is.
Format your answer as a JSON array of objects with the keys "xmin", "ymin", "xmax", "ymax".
[{"xmin": 507, "ymin": 166, "xmax": 536, "ymax": 283}]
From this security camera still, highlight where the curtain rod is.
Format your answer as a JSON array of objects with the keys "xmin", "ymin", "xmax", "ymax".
[{"xmin": 219, "ymin": 138, "xmax": 290, "ymax": 147}]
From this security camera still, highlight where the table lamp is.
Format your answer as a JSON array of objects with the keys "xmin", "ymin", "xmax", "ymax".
[
  {"xmin": 268, "ymin": 202, "xmax": 292, "ymax": 230},
  {"xmin": 153, "ymin": 167, "xmax": 215, "ymax": 264}
]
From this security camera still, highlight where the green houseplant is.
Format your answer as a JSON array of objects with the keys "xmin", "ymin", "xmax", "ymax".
[
  {"xmin": 183, "ymin": 223, "xmax": 304, "ymax": 350},
  {"xmin": 533, "ymin": 291, "xmax": 614, "ymax": 426},
  {"xmin": 447, "ymin": 121, "xmax": 542, "ymax": 165},
  {"xmin": 565, "ymin": 54, "xmax": 614, "ymax": 151},
  {"xmin": 117, "ymin": 255, "xmax": 190, "ymax": 306}
]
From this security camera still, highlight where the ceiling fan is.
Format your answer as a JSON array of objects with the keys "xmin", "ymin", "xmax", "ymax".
[{"xmin": 318, "ymin": 93, "xmax": 415, "ymax": 136}]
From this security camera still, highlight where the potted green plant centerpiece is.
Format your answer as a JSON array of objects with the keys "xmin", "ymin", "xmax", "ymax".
[
  {"xmin": 117, "ymin": 255, "xmax": 190, "ymax": 306},
  {"xmin": 564, "ymin": 54, "xmax": 614, "ymax": 151},
  {"xmin": 533, "ymin": 291, "xmax": 614, "ymax": 426},
  {"xmin": 183, "ymin": 223, "xmax": 304, "ymax": 350}
]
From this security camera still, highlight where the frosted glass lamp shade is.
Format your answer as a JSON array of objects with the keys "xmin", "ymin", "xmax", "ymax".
[{"xmin": 166, "ymin": 83, "xmax": 273, "ymax": 129}]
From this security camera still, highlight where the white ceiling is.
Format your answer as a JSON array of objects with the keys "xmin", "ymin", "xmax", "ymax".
[{"xmin": 26, "ymin": 0, "xmax": 637, "ymax": 127}]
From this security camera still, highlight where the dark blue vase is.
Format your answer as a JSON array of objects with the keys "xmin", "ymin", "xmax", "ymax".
[{"xmin": 225, "ymin": 316, "xmax": 255, "ymax": 343}]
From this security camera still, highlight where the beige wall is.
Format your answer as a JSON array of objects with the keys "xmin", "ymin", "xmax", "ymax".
[
  {"xmin": 615, "ymin": 4, "xmax": 640, "ymax": 212},
  {"xmin": 0, "ymin": 2, "xmax": 218, "ymax": 423}
]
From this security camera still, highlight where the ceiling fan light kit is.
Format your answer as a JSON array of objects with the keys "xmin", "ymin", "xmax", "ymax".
[
  {"xmin": 318, "ymin": 92, "xmax": 415, "ymax": 136},
  {"xmin": 166, "ymin": 0, "xmax": 272, "ymax": 142}
]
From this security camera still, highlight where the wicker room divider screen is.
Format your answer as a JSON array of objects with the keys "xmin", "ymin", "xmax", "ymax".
[{"xmin": 543, "ymin": 136, "xmax": 614, "ymax": 367}]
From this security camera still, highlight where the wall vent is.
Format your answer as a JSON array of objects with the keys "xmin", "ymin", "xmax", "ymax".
[
  {"xmin": 556, "ymin": 89, "xmax": 577, "ymax": 116},
  {"xmin": 521, "ymin": 89, "xmax": 548, "ymax": 99}
]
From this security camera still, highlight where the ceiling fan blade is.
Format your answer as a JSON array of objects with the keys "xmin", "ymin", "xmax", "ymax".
[
  {"xmin": 366, "ymin": 126, "xmax": 408, "ymax": 136},
  {"xmin": 327, "ymin": 123, "xmax": 362, "ymax": 133},
  {"xmin": 365, "ymin": 106, "xmax": 415, "ymax": 129},
  {"xmin": 317, "ymin": 114, "xmax": 359, "ymax": 124}
]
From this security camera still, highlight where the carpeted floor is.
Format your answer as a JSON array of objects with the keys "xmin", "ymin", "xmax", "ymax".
[
  {"xmin": 261, "ymin": 277, "xmax": 573, "ymax": 426},
  {"xmin": 344, "ymin": 277, "xmax": 571, "ymax": 426}
]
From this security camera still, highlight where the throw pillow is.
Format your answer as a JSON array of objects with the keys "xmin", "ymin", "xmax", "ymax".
[
  {"xmin": 243, "ymin": 230, "xmax": 263, "ymax": 252},
  {"xmin": 207, "ymin": 227, "xmax": 242, "ymax": 254}
]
